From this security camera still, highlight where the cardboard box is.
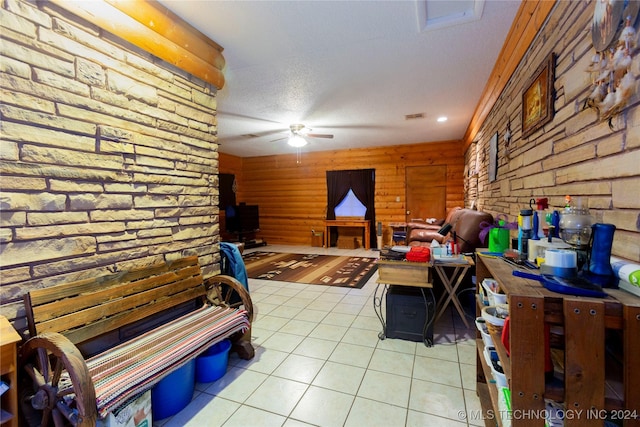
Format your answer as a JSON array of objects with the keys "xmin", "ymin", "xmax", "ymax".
[
  {"xmin": 337, "ymin": 236, "xmax": 358, "ymax": 249},
  {"xmin": 97, "ymin": 390, "xmax": 151, "ymax": 427},
  {"xmin": 311, "ymin": 232, "xmax": 323, "ymax": 247}
]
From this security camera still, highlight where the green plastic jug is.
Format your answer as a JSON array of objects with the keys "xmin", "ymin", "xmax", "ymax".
[{"xmin": 489, "ymin": 223, "xmax": 510, "ymax": 253}]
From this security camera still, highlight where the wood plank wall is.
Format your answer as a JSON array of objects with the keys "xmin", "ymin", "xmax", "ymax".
[{"xmin": 220, "ymin": 141, "xmax": 465, "ymax": 247}]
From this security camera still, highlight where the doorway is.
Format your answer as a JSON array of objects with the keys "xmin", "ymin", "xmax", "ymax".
[{"xmin": 405, "ymin": 166, "xmax": 446, "ymax": 222}]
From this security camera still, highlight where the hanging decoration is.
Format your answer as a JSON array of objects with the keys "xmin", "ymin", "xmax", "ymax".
[
  {"xmin": 295, "ymin": 147, "xmax": 302, "ymax": 164},
  {"xmin": 584, "ymin": 1, "xmax": 639, "ymax": 128},
  {"xmin": 504, "ymin": 118, "xmax": 513, "ymax": 159}
]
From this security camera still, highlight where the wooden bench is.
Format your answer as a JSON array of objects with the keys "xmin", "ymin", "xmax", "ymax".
[{"xmin": 20, "ymin": 256, "xmax": 254, "ymax": 427}]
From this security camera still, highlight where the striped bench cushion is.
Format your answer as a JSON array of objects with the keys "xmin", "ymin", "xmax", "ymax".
[{"xmin": 62, "ymin": 305, "xmax": 249, "ymax": 418}]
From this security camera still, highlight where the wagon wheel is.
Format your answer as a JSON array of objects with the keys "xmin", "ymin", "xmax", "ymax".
[
  {"xmin": 204, "ymin": 274, "xmax": 255, "ymax": 360},
  {"xmin": 21, "ymin": 332, "xmax": 97, "ymax": 427},
  {"xmin": 204, "ymin": 274, "xmax": 253, "ymax": 322}
]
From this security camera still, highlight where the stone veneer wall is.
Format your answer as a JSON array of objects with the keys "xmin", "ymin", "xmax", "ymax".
[
  {"xmin": 0, "ymin": 0, "xmax": 221, "ymax": 333},
  {"xmin": 466, "ymin": 0, "xmax": 640, "ymax": 263}
]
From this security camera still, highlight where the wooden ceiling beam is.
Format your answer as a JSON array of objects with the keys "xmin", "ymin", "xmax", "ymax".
[
  {"xmin": 105, "ymin": 0, "xmax": 225, "ymax": 69},
  {"xmin": 463, "ymin": 0, "xmax": 556, "ymax": 152},
  {"xmin": 51, "ymin": 0, "xmax": 226, "ymax": 89}
]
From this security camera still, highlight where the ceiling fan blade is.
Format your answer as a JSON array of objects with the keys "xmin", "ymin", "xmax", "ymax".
[
  {"xmin": 325, "ymin": 124, "xmax": 388, "ymax": 130},
  {"xmin": 269, "ymin": 136, "xmax": 288, "ymax": 143},
  {"xmin": 217, "ymin": 111, "xmax": 285, "ymax": 125},
  {"xmin": 222, "ymin": 129, "xmax": 286, "ymax": 143},
  {"xmin": 306, "ymin": 133, "xmax": 334, "ymax": 139}
]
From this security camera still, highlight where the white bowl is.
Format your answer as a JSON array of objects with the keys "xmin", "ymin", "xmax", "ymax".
[
  {"xmin": 481, "ymin": 305, "xmax": 508, "ymax": 327},
  {"xmin": 475, "ymin": 317, "xmax": 494, "ymax": 347},
  {"xmin": 482, "ymin": 280, "xmax": 507, "ymax": 306},
  {"xmin": 483, "ymin": 346, "xmax": 507, "ymax": 388}
]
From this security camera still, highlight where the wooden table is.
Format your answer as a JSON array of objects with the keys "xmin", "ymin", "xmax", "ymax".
[
  {"xmin": 433, "ymin": 255, "xmax": 474, "ymax": 329},
  {"xmin": 324, "ymin": 219, "xmax": 370, "ymax": 250},
  {"xmin": 374, "ymin": 256, "xmax": 474, "ymax": 344},
  {"xmin": 374, "ymin": 260, "xmax": 435, "ymax": 346}
]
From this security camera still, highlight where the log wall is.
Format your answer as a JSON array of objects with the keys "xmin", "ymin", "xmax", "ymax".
[{"xmin": 220, "ymin": 141, "xmax": 465, "ymax": 247}]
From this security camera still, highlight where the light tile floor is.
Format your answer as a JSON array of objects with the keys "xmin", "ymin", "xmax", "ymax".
[{"xmin": 154, "ymin": 245, "xmax": 483, "ymax": 427}]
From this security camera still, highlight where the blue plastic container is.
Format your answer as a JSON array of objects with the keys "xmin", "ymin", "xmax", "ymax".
[
  {"xmin": 195, "ymin": 339, "xmax": 231, "ymax": 383},
  {"xmin": 151, "ymin": 359, "xmax": 195, "ymax": 420}
]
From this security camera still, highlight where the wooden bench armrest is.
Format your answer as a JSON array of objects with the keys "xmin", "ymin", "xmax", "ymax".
[
  {"xmin": 21, "ymin": 332, "xmax": 97, "ymax": 427},
  {"xmin": 204, "ymin": 274, "xmax": 253, "ymax": 323}
]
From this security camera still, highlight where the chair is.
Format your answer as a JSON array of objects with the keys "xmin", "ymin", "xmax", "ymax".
[
  {"xmin": 392, "ymin": 230, "xmax": 407, "ymax": 245},
  {"xmin": 407, "ymin": 208, "xmax": 493, "ymax": 253}
]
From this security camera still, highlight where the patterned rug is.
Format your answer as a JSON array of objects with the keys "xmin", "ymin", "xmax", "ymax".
[{"xmin": 243, "ymin": 252, "xmax": 378, "ymax": 289}]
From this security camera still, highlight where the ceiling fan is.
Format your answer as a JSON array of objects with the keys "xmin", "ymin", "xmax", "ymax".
[{"xmin": 275, "ymin": 124, "xmax": 334, "ymax": 147}]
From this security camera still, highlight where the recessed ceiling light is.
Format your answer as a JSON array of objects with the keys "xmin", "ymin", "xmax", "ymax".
[{"xmin": 437, "ymin": 116, "xmax": 448, "ymax": 122}]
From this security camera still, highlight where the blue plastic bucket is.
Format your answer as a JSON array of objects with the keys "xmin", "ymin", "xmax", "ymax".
[
  {"xmin": 151, "ymin": 359, "xmax": 195, "ymax": 420},
  {"xmin": 195, "ymin": 339, "xmax": 231, "ymax": 383}
]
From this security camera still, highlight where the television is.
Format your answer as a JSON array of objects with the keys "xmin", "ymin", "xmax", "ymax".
[{"xmin": 225, "ymin": 204, "xmax": 260, "ymax": 235}]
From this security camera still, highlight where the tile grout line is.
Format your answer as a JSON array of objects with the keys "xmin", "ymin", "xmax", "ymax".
[{"xmin": 156, "ymin": 245, "xmax": 481, "ymax": 426}]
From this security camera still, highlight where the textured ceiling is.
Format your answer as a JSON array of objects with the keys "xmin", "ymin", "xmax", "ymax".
[{"xmin": 160, "ymin": 0, "xmax": 521, "ymax": 157}]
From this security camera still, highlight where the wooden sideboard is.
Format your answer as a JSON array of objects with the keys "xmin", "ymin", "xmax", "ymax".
[
  {"xmin": 475, "ymin": 254, "xmax": 640, "ymax": 427},
  {"xmin": 1, "ymin": 316, "xmax": 21, "ymax": 427},
  {"xmin": 324, "ymin": 219, "xmax": 370, "ymax": 250}
]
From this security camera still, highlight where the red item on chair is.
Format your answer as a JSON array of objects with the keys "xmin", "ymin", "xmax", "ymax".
[{"xmin": 406, "ymin": 246, "xmax": 431, "ymax": 262}]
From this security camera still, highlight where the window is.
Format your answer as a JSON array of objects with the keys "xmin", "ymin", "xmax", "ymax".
[
  {"xmin": 335, "ymin": 189, "xmax": 366, "ymax": 217},
  {"xmin": 326, "ymin": 168, "xmax": 376, "ymax": 248}
]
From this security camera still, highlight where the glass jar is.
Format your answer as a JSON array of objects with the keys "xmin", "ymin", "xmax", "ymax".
[{"xmin": 559, "ymin": 207, "xmax": 593, "ymax": 248}]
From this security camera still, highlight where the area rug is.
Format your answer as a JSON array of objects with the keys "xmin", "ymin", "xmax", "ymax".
[{"xmin": 243, "ymin": 252, "xmax": 378, "ymax": 289}]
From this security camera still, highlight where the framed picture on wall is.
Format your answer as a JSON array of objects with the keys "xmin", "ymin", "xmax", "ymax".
[
  {"xmin": 488, "ymin": 132, "xmax": 498, "ymax": 183},
  {"xmin": 522, "ymin": 52, "xmax": 555, "ymax": 138}
]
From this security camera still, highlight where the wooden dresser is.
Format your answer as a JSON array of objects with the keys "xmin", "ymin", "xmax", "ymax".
[{"xmin": 1, "ymin": 316, "xmax": 21, "ymax": 427}]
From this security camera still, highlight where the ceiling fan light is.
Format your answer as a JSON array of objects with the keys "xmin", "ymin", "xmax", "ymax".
[{"xmin": 288, "ymin": 134, "xmax": 307, "ymax": 147}]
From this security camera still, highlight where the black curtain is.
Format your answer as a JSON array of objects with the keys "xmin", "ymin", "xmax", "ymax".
[
  {"xmin": 326, "ymin": 169, "xmax": 376, "ymax": 248},
  {"xmin": 219, "ymin": 173, "xmax": 236, "ymax": 208}
]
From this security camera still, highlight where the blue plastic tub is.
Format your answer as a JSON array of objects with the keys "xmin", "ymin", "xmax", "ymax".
[
  {"xmin": 195, "ymin": 339, "xmax": 231, "ymax": 383},
  {"xmin": 151, "ymin": 359, "xmax": 195, "ymax": 420}
]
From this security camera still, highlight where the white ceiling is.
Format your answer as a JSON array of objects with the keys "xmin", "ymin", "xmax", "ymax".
[{"xmin": 159, "ymin": 0, "xmax": 521, "ymax": 157}]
